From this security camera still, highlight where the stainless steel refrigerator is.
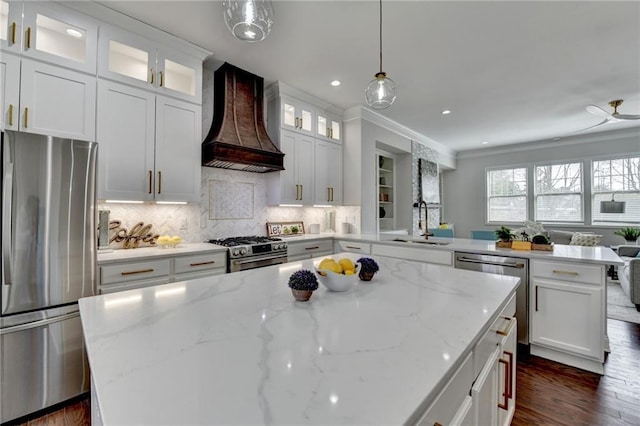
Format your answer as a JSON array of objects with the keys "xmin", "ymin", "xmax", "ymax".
[{"xmin": 1, "ymin": 130, "xmax": 97, "ymax": 423}]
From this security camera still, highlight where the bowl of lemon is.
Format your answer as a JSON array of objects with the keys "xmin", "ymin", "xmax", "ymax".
[
  {"xmin": 156, "ymin": 235, "xmax": 182, "ymax": 248},
  {"xmin": 315, "ymin": 257, "xmax": 359, "ymax": 292}
]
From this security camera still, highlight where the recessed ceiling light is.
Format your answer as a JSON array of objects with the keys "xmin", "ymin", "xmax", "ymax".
[
  {"xmin": 331, "ymin": 80, "xmax": 341, "ymax": 87},
  {"xmin": 441, "ymin": 110, "xmax": 451, "ymax": 115},
  {"xmin": 481, "ymin": 141, "xmax": 488, "ymax": 145},
  {"xmin": 66, "ymin": 28, "xmax": 82, "ymax": 38}
]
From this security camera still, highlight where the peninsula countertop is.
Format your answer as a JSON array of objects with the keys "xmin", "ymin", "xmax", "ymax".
[{"xmin": 79, "ymin": 253, "xmax": 519, "ymax": 425}]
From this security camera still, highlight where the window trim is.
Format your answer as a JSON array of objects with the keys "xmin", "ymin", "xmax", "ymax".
[
  {"xmin": 590, "ymin": 155, "xmax": 640, "ymax": 226},
  {"xmin": 533, "ymin": 161, "xmax": 584, "ymax": 223},
  {"xmin": 485, "ymin": 165, "xmax": 529, "ymax": 225}
]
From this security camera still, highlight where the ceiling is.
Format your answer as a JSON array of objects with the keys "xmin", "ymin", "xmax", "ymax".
[{"xmin": 97, "ymin": 1, "xmax": 640, "ymax": 153}]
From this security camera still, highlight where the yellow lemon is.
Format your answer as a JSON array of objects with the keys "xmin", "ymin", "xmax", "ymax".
[
  {"xmin": 324, "ymin": 262, "xmax": 343, "ymax": 274},
  {"xmin": 319, "ymin": 258, "xmax": 336, "ymax": 269},
  {"xmin": 344, "ymin": 269, "xmax": 355, "ymax": 275},
  {"xmin": 338, "ymin": 258, "xmax": 355, "ymax": 272}
]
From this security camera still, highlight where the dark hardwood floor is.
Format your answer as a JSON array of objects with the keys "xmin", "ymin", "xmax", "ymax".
[
  {"xmin": 12, "ymin": 319, "xmax": 640, "ymax": 425},
  {"xmin": 513, "ymin": 318, "xmax": 640, "ymax": 426}
]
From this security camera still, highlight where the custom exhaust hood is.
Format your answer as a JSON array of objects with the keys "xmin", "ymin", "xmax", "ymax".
[{"xmin": 202, "ymin": 62, "xmax": 284, "ymax": 173}]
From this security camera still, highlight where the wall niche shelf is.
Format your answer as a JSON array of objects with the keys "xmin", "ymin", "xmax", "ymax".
[{"xmin": 377, "ymin": 153, "xmax": 395, "ymax": 231}]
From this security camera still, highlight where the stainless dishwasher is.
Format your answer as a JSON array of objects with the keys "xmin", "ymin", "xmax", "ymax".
[{"xmin": 454, "ymin": 252, "xmax": 529, "ymax": 344}]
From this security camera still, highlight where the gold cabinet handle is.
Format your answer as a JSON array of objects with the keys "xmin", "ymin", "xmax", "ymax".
[
  {"xmin": 305, "ymin": 246, "xmax": 320, "ymax": 250},
  {"xmin": 300, "ymin": 184, "xmax": 303, "ymax": 199},
  {"xmin": 190, "ymin": 261, "xmax": 216, "ymax": 267},
  {"xmin": 495, "ymin": 316, "xmax": 513, "ymax": 336},
  {"xmin": 326, "ymin": 127, "xmax": 330, "ymax": 137},
  {"xmin": 498, "ymin": 358, "xmax": 510, "ymax": 410},
  {"xmin": 148, "ymin": 171, "xmax": 153, "ymax": 194},
  {"xmin": 150, "ymin": 68, "xmax": 155, "ymax": 85},
  {"xmin": 295, "ymin": 117, "xmax": 299, "ymax": 128},
  {"xmin": 330, "ymin": 187, "xmax": 334, "ymax": 201},
  {"xmin": 327, "ymin": 187, "xmax": 331, "ymax": 202},
  {"xmin": 552, "ymin": 269, "xmax": 579, "ymax": 276},
  {"xmin": 159, "ymin": 70, "xmax": 164, "ymax": 87},
  {"xmin": 23, "ymin": 107, "xmax": 28, "ymax": 128},
  {"xmin": 10, "ymin": 22, "xmax": 16, "ymax": 44},
  {"xmin": 300, "ymin": 117, "xmax": 303, "ymax": 129},
  {"xmin": 121, "ymin": 268, "xmax": 154, "ymax": 276},
  {"xmin": 345, "ymin": 246, "xmax": 361, "ymax": 250},
  {"xmin": 504, "ymin": 350, "xmax": 513, "ymax": 398},
  {"xmin": 535, "ymin": 285, "xmax": 538, "ymax": 312},
  {"xmin": 157, "ymin": 171, "xmax": 162, "ymax": 194},
  {"xmin": 7, "ymin": 104, "xmax": 14, "ymax": 126},
  {"xmin": 25, "ymin": 26, "xmax": 31, "ymax": 49}
]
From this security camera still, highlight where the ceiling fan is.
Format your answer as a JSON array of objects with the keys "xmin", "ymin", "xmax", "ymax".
[{"xmin": 578, "ymin": 99, "xmax": 640, "ymax": 132}]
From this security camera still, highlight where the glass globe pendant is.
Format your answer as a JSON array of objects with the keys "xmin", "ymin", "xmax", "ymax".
[
  {"xmin": 365, "ymin": 72, "xmax": 396, "ymax": 110},
  {"xmin": 365, "ymin": 0, "xmax": 396, "ymax": 109},
  {"xmin": 223, "ymin": 0, "xmax": 274, "ymax": 43}
]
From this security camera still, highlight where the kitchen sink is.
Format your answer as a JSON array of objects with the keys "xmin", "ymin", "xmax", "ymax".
[{"xmin": 392, "ymin": 238, "xmax": 451, "ymax": 246}]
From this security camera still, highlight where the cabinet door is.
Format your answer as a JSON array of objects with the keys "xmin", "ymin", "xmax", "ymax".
[
  {"xmin": 98, "ymin": 25, "xmax": 156, "ymax": 90},
  {"xmin": 281, "ymin": 97, "xmax": 313, "ymax": 135},
  {"xmin": 472, "ymin": 347, "xmax": 499, "ymax": 426},
  {"xmin": 155, "ymin": 96, "xmax": 201, "ymax": 202},
  {"xmin": 19, "ymin": 58, "xmax": 96, "ymax": 140},
  {"xmin": 21, "ymin": 2, "xmax": 98, "ymax": 73},
  {"xmin": 317, "ymin": 110, "xmax": 341, "ymax": 143},
  {"xmin": 156, "ymin": 49, "xmax": 202, "ymax": 104},
  {"xmin": 0, "ymin": 51, "xmax": 19, "ymax": 131},
  {"xmin": 296, "ymin": 133, "xmax": 314, "ymax": 204},
  {"xmin": 0, "ymin": 0, "xmax": 22, "ymax": 53},
  {"xmin": 97, "ymin": 80, "xmax": 155, "ymax": 201},
  {"xmin": 314, "ymin": 139, "xmax": 342, "ymax": 205},
  {"xmin": 278, "ymin": 130, "xmax": 299, "ymax": 204},
  {"xmin": 530, "ymin": 278, "xmax": 603, "ymax": 360},
  {"xmin": 498, "ymin": 318, "xmax": 517, "ymax": 426}
]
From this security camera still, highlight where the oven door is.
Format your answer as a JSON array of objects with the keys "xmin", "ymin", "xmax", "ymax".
[{"xmin": 230, "ymin": 253, "xmax": 288, "ymax": 272}]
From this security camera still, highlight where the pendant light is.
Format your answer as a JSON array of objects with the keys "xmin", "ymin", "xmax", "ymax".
[
  {"xmin": 365, "ymin": 0, "xmax": 396, "ymax": 109},
  {"xmin": 223, "ymin": 0, "xmax": 274, "ymax": 43}
]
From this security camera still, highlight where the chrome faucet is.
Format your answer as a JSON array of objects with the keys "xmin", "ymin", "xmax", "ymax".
[{"xmin": 417, "ymin": 200, "xmax": 428, "ymax": 238}]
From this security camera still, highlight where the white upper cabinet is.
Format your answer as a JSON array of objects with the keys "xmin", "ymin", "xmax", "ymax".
[
  {"xmin": 314, "ymin": 139, "xmax": 342, "ymax": 206},
  {"xmin": 97, "ymin": 79, "xmax": 201, "ymax": 202},
  {"xmin": 281, "ymin": 96, "xmax": 314, "ymax": 135},
  {"xmin": 0, "ymin": 52, "xmax": 20, "ymax": 131},
  {"xmin": 19, "ymin": 1, "xmax": 98, "ymax": 73},
  {"xmin": 269, "ymin": 129, "xmax": 314, "ymax": 205},
  {"xmin": 0, "ymin": 0, "xmax": 22, "ymax": 53},
  {"xmin": 316, "ymin": 110, "xmax": 341, "ymax": 143},
  {"xmin": 98, "ymin": 25, "xmax": 202, "ymax": 103},
  {"xmin": 1, "ymin": 54, "xmax": 95, "ymax": 139}
]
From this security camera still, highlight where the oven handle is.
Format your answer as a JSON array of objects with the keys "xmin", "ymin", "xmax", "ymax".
[
  {"xmin": 231, "ymin": 254, "xmax": 288, "ymax": 266},
  {"xmin": 456, "ymin": 257, "xmax": 525, "ymax": 269}
]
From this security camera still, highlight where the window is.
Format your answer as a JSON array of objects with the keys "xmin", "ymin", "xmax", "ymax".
[
  {"xmin": 534, "ymin": 162, "xmax": 583, "ymax": 222},
  {"xmin": 592, "ymin": 156, "xmax": 640, "ymax": 224},
  {"xmin": 487, "ymin": 167, "xmax": 527, "ymax": 223}
]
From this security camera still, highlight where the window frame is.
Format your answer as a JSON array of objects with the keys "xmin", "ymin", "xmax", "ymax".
[
  {"xmin": 485, "ymin": 165, "xmax": 529, "ymax": 225},
  {"xmin": 533, "ymin": 160, "xmax": 585, "ymax": 224},
  {"xmin": 591, "ymin": 154, "xmax": 640, "ymax": 226}
]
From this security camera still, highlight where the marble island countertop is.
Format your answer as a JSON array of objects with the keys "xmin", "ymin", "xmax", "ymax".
[{"xmin": 80, "ymin": 253, "xmax": 519, "ymax": 425}]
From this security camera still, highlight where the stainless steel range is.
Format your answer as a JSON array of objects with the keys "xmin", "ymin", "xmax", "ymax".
[{"xmin": 208, "ymin": 236, "xmax": 288, "ymax": 272}]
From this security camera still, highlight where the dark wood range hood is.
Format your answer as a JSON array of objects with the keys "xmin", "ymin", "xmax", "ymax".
[{"xmin": 202, "ymin": 62, "xmax": 284, "ymax": 173}]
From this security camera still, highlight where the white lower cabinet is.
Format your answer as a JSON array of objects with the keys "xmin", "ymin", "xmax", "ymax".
[
  {"xmin": 529, "ymin": 259, "xmax": 605, "ymax": 372},
  {"xmin": 371, "ymin": 243, "xmax": 452, "ymax": 266},
  {"xmin": 472, "ymin": 347, "xmax": 499, "ymax": 426},
  {"xmin": 287, "ymin": 239, "xmax": 333, "ymax": 262},
  {"xmin": 97, "ymin": 79, "xmax": 201, "ymax": 202},
  {"xmin": 333, "ymin": 240, "xmax": 371, "ymax": 254},
  {"xmin": 498, "ymin": 318, "xmax": 517, "ymax": 426},
  {"xmin": 98, "ymin": 251, "xmax": 227, "ymax": 294}
]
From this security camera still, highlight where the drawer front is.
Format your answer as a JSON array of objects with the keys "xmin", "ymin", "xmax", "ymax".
[
  {"xmin": 418, "ymin": 352, "xmax": 474, "ymax": 426},
  {"xmin": 287, "ymin": 240, "xmax": 333, "ymax": 257},
  {"xmin": 473, "ymin": 293, "xmax": 516, "ymax": 378},
  {"xmin": 174, "ymin": 252, "xmax": 226, "ymax": 275},
  {"xmin": 100, "ymin": 259, "xmax": 170, "ymax": 285},
  {"xmin": 372, "ymin": 244, "xmax": 453, "ymax": 266},
  {"xmin": 99, "ymin": 277, "xmax": 169, "ymax": 294},
  {"xmin": 334, "ymin": 240, "xmax": 371, "ymax": 254},
  {"xmin": 532, "ymin": 260, "xmax": 603, "ymax": 285},
  {"xmin": 173, "ymin": 268, "xmax": 226, "ymax": 283}
]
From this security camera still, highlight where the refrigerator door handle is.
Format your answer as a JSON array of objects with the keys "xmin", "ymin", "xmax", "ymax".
[
  {"xmin": 0, "ymin": 311, "xmax": 79, "ymax": 335},
  {"xmin": 2, "ymin": 162, "xmax": 13, "ymax": 286}
]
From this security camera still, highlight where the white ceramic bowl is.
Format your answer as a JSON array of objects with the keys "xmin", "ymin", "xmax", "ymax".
[{"xmin": 315, "ymin": 266, "xmax": 359, "ymax": 292}]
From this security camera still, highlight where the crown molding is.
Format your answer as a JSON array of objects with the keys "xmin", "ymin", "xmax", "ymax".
[{"xmin": 457, "ymin": 127, "xmax": 640, "ymax": 160}]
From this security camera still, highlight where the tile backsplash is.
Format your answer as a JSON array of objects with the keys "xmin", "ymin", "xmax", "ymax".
[{"xmin": 98, "ymin": 166, "xmax": 361, "ymax": 244}]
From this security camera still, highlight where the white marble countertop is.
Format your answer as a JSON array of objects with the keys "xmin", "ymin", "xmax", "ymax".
[
  {"xmin": 97, "ymin": 243, "xmax": 227, "ymax": 264},
  {"xmin": 79, "ymin": 253, "xmax": 519, "ymax": 425},
  {"xmin": 333, "ymin": 234, "xmax": 624, "ymax": 266}
]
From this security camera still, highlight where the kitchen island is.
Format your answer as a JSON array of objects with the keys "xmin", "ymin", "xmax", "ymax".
[{"xmin": 80, "ymin": 253, "xmax": 519, "ymax": 425}]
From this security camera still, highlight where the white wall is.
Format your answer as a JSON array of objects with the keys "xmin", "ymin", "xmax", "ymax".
[{"xmin": 442, "ymin": 129, "xmax": 640, "ymax": 245}]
